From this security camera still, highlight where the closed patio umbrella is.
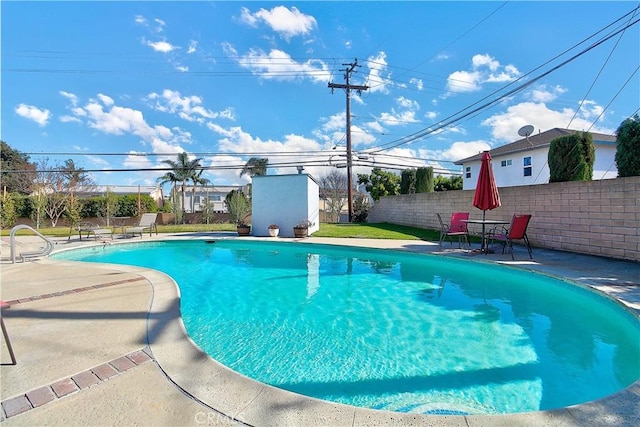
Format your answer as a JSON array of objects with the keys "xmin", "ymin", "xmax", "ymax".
[{"xmin": 473, "ymin": 151, "xmax": 501, "ymax": 251}]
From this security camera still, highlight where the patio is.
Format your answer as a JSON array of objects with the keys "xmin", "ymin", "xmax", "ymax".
[{"xmin": 1, "ymin": 234, "xmax": 639, "ymax": 426}]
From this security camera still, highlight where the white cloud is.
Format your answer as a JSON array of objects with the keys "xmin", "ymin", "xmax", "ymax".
[
  {"xmin": 206, "ymin": 122, "xmax": 331, "ymax": 178},
  {"xmin": 58, "ymin": 95, "xmax": 195, "ymax": 156},
  {"xmin": 187, "ymin": 40, "xmax": 197, "ymax": 54},
  {"xmin": 97, "ymin": 93, "xmax": 114, "ymax": 106},
  {"xmin": 59, "ymin": 115, "xmax": 82, "ymax": 124},
  {"xmin": 146, "ymin": 89, "xmax": 236, "ymax": 123},
  {"xmin": 321, "ymin": 112, "xmax": 345, "ymax": 132},
  {"xmin": 528, "ymin": 84, "xmax": 567, "ymax": 103},
  {"xmin": 422, "ymin": 140, "xmax": 492, "ymax": 163},
  {"xmin": 481, "ymin": 101, "xmax": 613, "ymax": 143},
  {"xmin": 366, "ymin": 51, "xmax": 391, "ymax": 94},
  {"xmin": 59, "ymin": 91, "xmax": 79, "ymax": 106},
  {"xmin": 15, "ymin": 104, "xmax": 51, "ymax": 126},
  {"xmin": 154, "ymin": 18, "xmax": 166, "ymax": 31},
  {"xmin": 134, "ymin": 14, "xmax": 164, "ymax": 34},
  {"xmin": 446, "ymin": 54, "xmax": 520, "ymax": 95},
  {"xmin": 472, "ymin": 54, "xmax": 499, "ymax": 71},
  {"xmin": 240, "ymin": 6, "xmax": 317, "ymax": 41},
  {"xmin": 446, "ymin": 70, "xmax": 483, "ymax": 93},
  {"xmin": 396, "ymin": 96, "xmax": 418, "ymax": 110},
  {"xmin": 144, "ymin": 39, "xmax": 176, "ymax": 53},
  {"xmin": 71, "ymin": 107, "xmax": 87, "ymax": 117},
  {"xmin": 224, "ymin": 43, "xmax": 329, "ymax": 83},
  {"xmin": 410, "ymin": 78, "xmax": 424, "ymax": 91},
  {"xmin": 577, "ymin": 100, "xmax": 604, "ymax": 120},
  {"xmin": 86, "ymin": 155, "xmax": 110, "ymax": 167}
]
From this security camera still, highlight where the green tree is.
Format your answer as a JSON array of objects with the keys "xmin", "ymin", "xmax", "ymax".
[
  {"xmin": 157, "ymin": 152, "xmax": 202, "ymax": 223},
  {"xmin": 225, "ymin": 190, "xmax": 250, "ymax": 225},
  {"xmin": 400, "ymin": 169, "xmax": 416, "ymax": 194},
  {"xmin": 615, "ymin": 114, "xmax": 640, "ymax": 177},
  {"xmin": 0, "ymin": 191, "xmax": 17, "ymax": 228},
  {"xmin": 31, "ymin": 158, "xmax": 94, "ymax": 227},
  {"xmin": 117, "ymin": 195, "xmax": 156, "ymax": 217},
  {"xmin": 1, "ymin": 141, "xmax": 37, "ymax": 194},
  {"xmin": 101, "ymin": 187, "xmax": 120, "ymax": 226},
  {"xmin": 415, "ymin": 166, "xmax": 434, "ymax": 193},
  {"xmin": 548, "ymin": 132, "xmax": 595, "ymax": 182},
  {"xmin": 240, "ymin": 157, "xmax": 268, "ymax": 178},
  {"xmin": 352, "ymin": 194, "xmax": 370, "ymax": 223},
  {"xmin": 434, "ymin": 175, "xmax": 463, "ymax": 191},
  {"xmin": 61, "ymin": 159, "xmax": 92, "ymax": 229},
  {"xmin": 357, "ymin": 168, "xmax": 400, "ymax": 201}
]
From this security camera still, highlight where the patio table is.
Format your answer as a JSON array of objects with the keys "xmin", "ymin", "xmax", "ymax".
[{"xmin": 462, "ymin": 219, "xmax": 510, "ymax": 254}]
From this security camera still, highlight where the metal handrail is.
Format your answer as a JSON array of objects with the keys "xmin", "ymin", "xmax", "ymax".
[{"xmin": 9, "ymin": 225, "xmax": 55, "ymax": 263}]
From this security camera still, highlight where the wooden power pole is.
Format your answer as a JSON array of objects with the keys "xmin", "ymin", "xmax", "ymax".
[{"xmin": 328, "ymin": 59, "xmax": 369, "ymax": 222}]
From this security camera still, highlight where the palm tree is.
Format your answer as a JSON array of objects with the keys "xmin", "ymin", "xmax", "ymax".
[
  {"xmin": 157, "ymin": 152, "xmax": 202, "ymax": 223},
  {"xmin": 190, "ymin": 168, "xmax": 211, "ymax": 213},
  {"xmin": 239, "ymin": 157, "xmax": 268, "ymax": 178}
]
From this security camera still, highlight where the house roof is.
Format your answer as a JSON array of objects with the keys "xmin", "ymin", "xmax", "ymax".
[{"xmin": 454, "ymin": 128, "xmax": 616, "ymax": 164}]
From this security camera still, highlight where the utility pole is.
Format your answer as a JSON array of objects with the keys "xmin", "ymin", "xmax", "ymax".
[{"xmin": 328, "ymin": 59, "xmax": 368, "ymax": 222}]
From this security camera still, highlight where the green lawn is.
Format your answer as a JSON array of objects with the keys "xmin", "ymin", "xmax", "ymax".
[{"xmin": 312, "ymin": 222, "xmax": 440, "ymax": 241}]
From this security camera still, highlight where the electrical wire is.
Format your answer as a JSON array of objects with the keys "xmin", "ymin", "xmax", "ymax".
[{"xmin": 367, "ymin": 8, "xmax": 640, "ymax": 153}]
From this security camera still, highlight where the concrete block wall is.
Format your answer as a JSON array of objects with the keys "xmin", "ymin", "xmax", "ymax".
[{"xmin": 368, "ymin": 176, "xmax": 639, "ymax": 262}]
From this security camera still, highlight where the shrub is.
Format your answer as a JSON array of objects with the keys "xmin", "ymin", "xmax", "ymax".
[
  {"xmin": 615, "ymin": 114, "xmax": 640, "ymax": 177},
  {"xmin": 548, "ymin": 132, "xmax": 594, "ymax": 182}
]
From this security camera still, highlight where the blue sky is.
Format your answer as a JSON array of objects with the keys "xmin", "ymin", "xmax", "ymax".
[{"xmin": 3, "ymin": 1, "xmax": 639, "ymax": 188}]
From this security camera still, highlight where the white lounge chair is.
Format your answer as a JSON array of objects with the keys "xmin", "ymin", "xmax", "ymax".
[
  {"xmin": 125, "ymin": 213, "xmax": 158, "ymax": 238},
  {"xmin": 72, "ymin": 222, "xmax": 114, "ymax": 241}
]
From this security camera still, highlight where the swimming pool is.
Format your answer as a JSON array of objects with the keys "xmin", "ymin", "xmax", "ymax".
[{"xmin": 53, "ymin": 240, "xmax": 640, "ymax": 415}]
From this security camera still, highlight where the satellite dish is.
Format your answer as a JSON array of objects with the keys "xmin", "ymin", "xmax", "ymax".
[{"xmin": 518, "ymin": 125, "xmax": 534, "ymax": 138}]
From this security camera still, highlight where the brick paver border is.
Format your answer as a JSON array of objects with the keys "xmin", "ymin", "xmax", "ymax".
[
  {"xmin": 1, "ymin": 347, "xmax": 153, "ymax": 419},
  {"xmin": 2, "ymin": 276, "xmax": 147, "ymax": 307}
]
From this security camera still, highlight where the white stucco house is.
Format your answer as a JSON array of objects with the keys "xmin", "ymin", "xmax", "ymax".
[
  {"xmin": 455, "ymin": 128, "xmax": 618, "ymax": 190},
  {"xmin": 179, "ymin": 185, "xmax": 247, "ymax": 213}
]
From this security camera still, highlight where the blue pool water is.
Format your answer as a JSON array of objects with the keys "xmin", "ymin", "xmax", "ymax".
[{"xmin": 53, "ymin": 240, "xmax": 640, "ymax": 415}]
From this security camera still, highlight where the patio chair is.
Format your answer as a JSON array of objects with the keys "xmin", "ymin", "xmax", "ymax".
[
  {"xmin": 489, "ymin": 214, "xmax": 533, "ymax": 260},
  {"xmin": 436, "ymin": 212, "xmax": 470, "ymax": 250},
  {"xmin": 70, "ymin": 221, "xmax": 114, "ymax": 241},
  {"xmin": 125, "ymin": 213, "xmax": 158, "ymax": 238}
]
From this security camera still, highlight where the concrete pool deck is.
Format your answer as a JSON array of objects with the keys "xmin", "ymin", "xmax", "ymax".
[{"xmin": 1, "ymin": 233, "xmax": 639, "ymax": 426}]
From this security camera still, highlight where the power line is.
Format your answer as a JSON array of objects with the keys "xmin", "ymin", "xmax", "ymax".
[{"xmin": 367, "ymin": 11, "xmax": 640, "ymax": 153}]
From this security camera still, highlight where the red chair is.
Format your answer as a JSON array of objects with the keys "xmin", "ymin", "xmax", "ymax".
[
  {"xmin": 490, "ymin": 214, "xmax": 533, "ymax": 260},
  {"xmin": 436, "ymin": 212, "xmax": 470, "ymax": 250}
]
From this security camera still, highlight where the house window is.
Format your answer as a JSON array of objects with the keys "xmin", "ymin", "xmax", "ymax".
[
  {"xmin": 194, "ymin": 195, "xmax": 201, "ymax": 204},
  {"xmin": 465, "ymin": 166, "xmax": 471, "ymax": 179},
  {"xmin": 523, "ymin": 156, "xmax": 532, "ymax": 177},
  {"xmin": 501, "ymin": 159, "xmax": 512, "ymax": 167},
  {"xmin": 209, "ymin": 195, "xmax": 221, "ymax": 202}
]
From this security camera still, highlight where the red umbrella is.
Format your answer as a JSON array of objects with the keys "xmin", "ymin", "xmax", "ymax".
[{"xmin": 473, "ymin": 151, "xmax": 501, "ymax": 251}]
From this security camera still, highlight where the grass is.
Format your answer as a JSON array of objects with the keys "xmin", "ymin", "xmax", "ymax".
[
  {"xmin": 312, "ymin": 222, "xmax": 440, "ymax": 240},
  {"xmin": 3, "ymin": 221, "xmax": 442, "ymax": 241}
]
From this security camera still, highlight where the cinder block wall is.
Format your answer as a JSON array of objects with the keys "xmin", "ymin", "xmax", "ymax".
[{"xmin": 368, "ymin": 176, "xmax": 640, "ymax": 262}]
